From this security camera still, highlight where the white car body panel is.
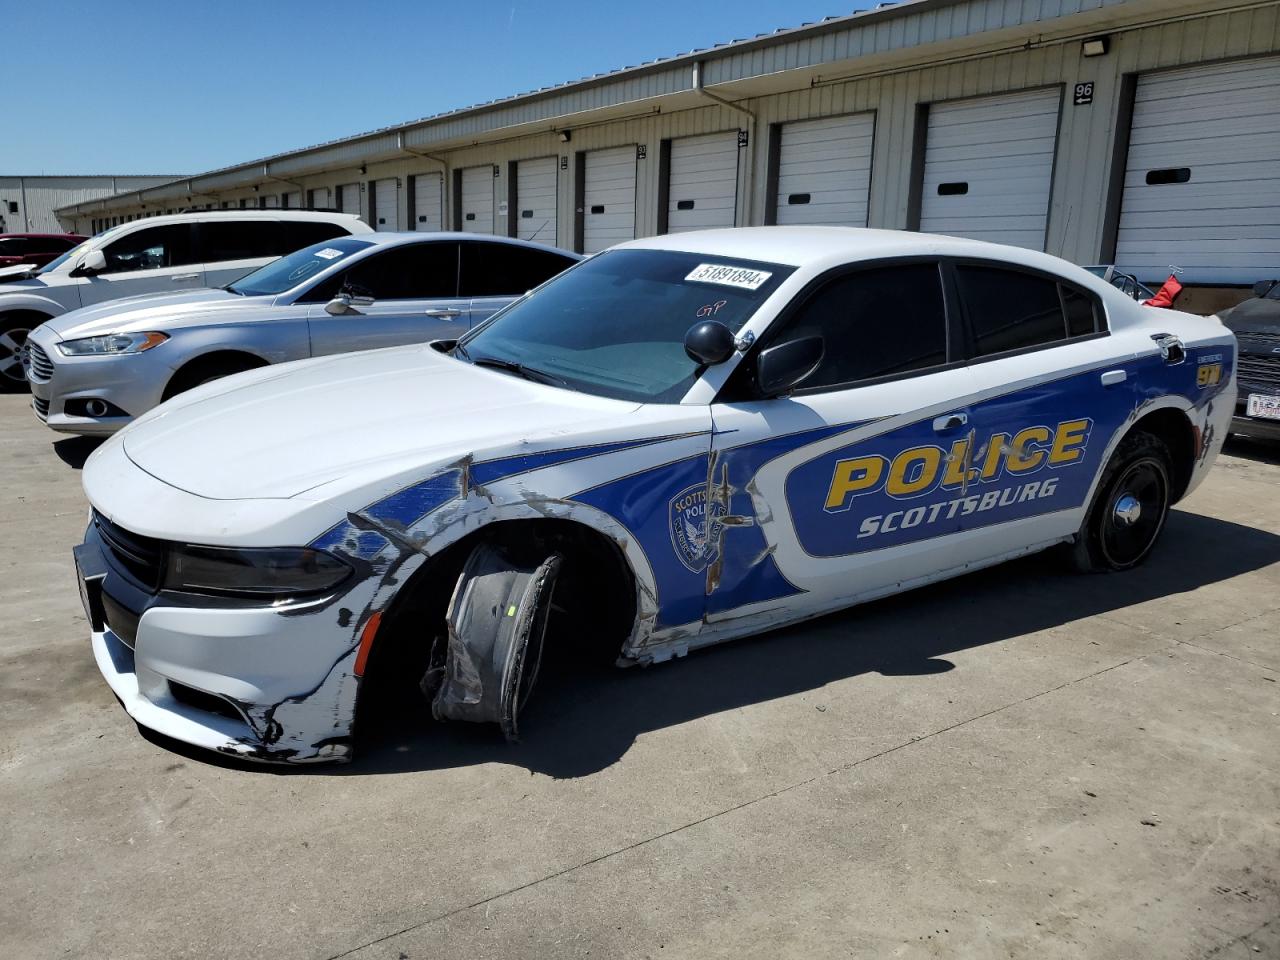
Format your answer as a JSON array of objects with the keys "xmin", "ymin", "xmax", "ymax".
[{"xmin": 76, "ymin": 227, "xmax": 1236, "ymax": 763}]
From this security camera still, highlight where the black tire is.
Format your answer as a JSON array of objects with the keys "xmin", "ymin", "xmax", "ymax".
[
  {"xmin": 1071, "ymin": 429, "xmax": 1173, "ymax": 573},
  {"xmin": 0, "ymin": 312, "xmax": 48, "ymax": 394},
  {"xmin": 162, "ymin": 354, "xmax": 266, "ymax": 402}
]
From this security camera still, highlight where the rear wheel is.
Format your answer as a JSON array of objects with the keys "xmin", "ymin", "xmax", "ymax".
[{"xmin": 1071, "ymin": 430, "xmax": 1173, "ymax": 572}]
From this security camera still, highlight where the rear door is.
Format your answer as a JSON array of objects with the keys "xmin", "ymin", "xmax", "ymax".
[
  {"xmin": 946, "ymin": 261, "xmax": 1129, "ymax": 559},
  {"xmin": 458, "ymin": 240, "xmax": 578, "ymax": 326},
  {"xmin": 304, "ymin": 241, "xmax": 466, "ymax": 355},
  {"xmin": 79, "ymin": 223, "xmax": 203, "ymax": 306},
  {"xmin": 707, "ymin": 261, "xmax": 978, "ymax": 623}
]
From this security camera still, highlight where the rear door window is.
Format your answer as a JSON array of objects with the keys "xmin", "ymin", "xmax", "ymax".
[
  {"xmin": 458, "ymin": 241, "xmax": 578, "ymax": 297},
  {"xmin": 199, "ymin": 220, "xmax": 351, "ymax": 264},
  {"xmin": 954, "ymin": 264, "xmax": 1103, "ymax": 358}
]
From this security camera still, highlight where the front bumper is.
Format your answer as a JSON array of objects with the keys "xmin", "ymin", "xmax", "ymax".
[
  {"xmin": 25, "ymin": 325, "xmax": 172, "ymax": 436},
  {"xmin": 1231, "ymin": 377, "xmax": 1280, "ymax": 443},
  {"xmin": 77, "ymin": 519, "xmax": 363, "ymax": 763}
]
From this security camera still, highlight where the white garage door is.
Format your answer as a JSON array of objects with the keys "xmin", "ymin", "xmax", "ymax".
[
  {"xmin": 583, "ymin": 146, "xmax": 637, "ymax": 254},
  {"xmin": 775, "ymin": 113, "xmax": 875, "ymax": 227},
  {"xmin": 282, "ymin": 191, "xmax": 300, "ymax": 209},
  {"xmin": 919, "ymin": 88, "xmax": 1061, "ymax": 250},
  {"xmin": 339, "ymin": 183, "xmax": 361, "ymax": 217},
  {"xmin": 263, "ymin": 195, "xmax": 279, "ymax": 209},
  {"xmin": 460, "ymin": 166, "xmax": 494, "ymax": 234},
  {"xmin": 667, "ymin": 132, "xmax": 739, "ymax": 232},
  {"xmin": 373, "ymin": 178, "xmax": 398, "ymax": 231},
  {"xmin": 413, "ymin": 173, "xmax": 444, "ymax": 232},
  {"xmin": 516, "ymin": 157, "xmax": 558, "ymax": 243},
  {"xmin": 310, "ymin": 187, "xmax": 331, "ymax": 209},
  {"xmin": 1116, "ymin": 56, "xmax": 1280, "ymax": 285}
]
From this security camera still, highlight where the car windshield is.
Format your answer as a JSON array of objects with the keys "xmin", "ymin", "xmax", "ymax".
[
  {"xmin": 457, "ymin": 248, "xmax": 794, "ymax": 403},
  {"xmin": 37, "ymin": 238, "xmax": 97, "ymax": 275},
  {"xmin": 228, "ymin": 236, "xmax": 374, "ymax": 296}
]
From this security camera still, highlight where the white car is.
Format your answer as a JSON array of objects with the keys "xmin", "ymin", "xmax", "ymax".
[
  {"xmin": 25, "ymin": 233, "xmax": 580, "ymax": 435},
  {"xmin": 0, "ymin": 210, "xmax": 370, "ymax": 391},
  {"xmin": 75, "ymin": 227, "xmax": 1236, "ymax": 763}
]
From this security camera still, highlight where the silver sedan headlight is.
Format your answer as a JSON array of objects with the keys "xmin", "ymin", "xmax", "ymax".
[{"xmin": 57, "ymin": 332, "xmax": 168, "ymax": 356}]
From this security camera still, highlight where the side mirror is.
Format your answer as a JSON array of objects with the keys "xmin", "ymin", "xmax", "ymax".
[
  {"xmin": 683, "ymin": 320, "xmax": 736, "ymax": 365},
  {"xmin": 76, "ymin": 249, "xmax": 107, "ymax": 275},
  {"xmin": 1252, "ymin": 279, "xmax": 1277, "ymax": 298},
  {"xmin": 325, "ymin": 292, "xmax": 374, "ymax": 315},
  {"xmin": 756, "ymin": 335, "xmax": 824, "ymax": 397}
]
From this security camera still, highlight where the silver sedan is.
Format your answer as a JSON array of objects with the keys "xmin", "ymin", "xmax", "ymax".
[{"xmin": 25, "ymin": 233, "xmax": 580, "ymax": 435}]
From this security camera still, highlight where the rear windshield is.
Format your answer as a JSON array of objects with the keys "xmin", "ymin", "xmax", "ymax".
[
  {"xmin": 227, "ymin": 236, "xmax": 373, "ymax": 296},
  {"xmin": 458, "ymin": 248, "xmax": 794, "ymax": 403}
]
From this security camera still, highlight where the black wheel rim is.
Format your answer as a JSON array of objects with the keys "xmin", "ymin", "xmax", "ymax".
[
  {"xmin": 0, "ymin": 327, "xmax": 30, "ymax": 384},
  {"xmin": 1100, "ymin": 457, "xmax": 1168, "ymax": 568}
]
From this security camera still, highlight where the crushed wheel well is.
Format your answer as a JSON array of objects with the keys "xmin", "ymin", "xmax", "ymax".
[
  {"xmin": 1127, "ymin": 408, "xmax": 1197, "ymax": 503},
  {"xmin": 355, "ymin": 519, "xmax": 637, "ymax": 731}
]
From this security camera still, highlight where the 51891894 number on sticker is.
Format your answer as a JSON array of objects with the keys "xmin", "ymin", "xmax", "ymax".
[{"xmin": 74, "ymin": 226, "xmax": 1235, "ymax": 763}]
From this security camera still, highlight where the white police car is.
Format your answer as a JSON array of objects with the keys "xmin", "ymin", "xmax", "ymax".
[{"xmin": 76, "ymin": 227, "xmax": 1236, "ymax": 762}]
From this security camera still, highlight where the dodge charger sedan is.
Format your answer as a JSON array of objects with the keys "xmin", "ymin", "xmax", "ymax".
[
  {"xmin": 75, "ymin": 227, "xmax": 1235, "ymax": 763},
  {"xmin": 26, "ymin": 232, "xmax": 580, "ymax": 433}
]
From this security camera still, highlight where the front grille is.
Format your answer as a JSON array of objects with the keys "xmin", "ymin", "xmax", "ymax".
[
  {"xmin": 1240, "ymin": 331, "xmax": 1280, "ymax": 348},
  {"xmin": 32, "ymin": 395, "xmax": 49, "ymax": 419},
  {"xmin": 94, "ymin": 511, "xmax": 164, "ymax": 591},
  {"xmin": 1238, "ymin": 353, "xmax": 1280, "ymax": 389},
  {"xmin": 25, "ymin": 342, "xmax": 53, "ymax": 381}
]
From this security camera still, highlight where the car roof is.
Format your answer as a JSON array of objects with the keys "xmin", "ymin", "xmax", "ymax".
[
  {"xmin": 619, "ymin": 226, "xmax": 1095, "ymax": 280},
  {"xmin": 103, "ymin": 210, "xmax": 366, "ymax": 228},
  {"xmin": 351, "ymin": 231, "xmax": 582, "ymax": 257}
]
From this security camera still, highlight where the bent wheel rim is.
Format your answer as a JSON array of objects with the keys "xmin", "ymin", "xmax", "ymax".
[
  {"xmin": 0, "ymin": 327, "xmax": 30, "ymax": 384},
  {"xmin": 1100, "ymin": 457, "xmax": 1168, "ymax": 568}
]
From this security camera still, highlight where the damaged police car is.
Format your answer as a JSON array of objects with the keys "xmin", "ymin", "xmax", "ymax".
[{"xmin": 76, "ymin": 227, "xmax": 1235, "ymax": 762}]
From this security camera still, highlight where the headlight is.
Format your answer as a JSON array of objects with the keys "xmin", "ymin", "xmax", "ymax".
[
  {"xmin": 163, "ymin": 544, "xmax": 352, "ymax": 600},
  {"xmin": 57, "ymin": 331, "xmax": 168, "ymax": 356}
]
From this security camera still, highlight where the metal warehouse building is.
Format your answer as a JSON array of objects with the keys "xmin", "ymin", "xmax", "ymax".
[
  {"xmin": 2, "ymin": 176, "xmax": 180, "ymax": 234},
  {"xmin": 56, "ymin": 0, "xmax": 1280, "ymax": 304}
]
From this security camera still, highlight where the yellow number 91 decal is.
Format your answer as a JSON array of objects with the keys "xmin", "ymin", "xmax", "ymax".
[{"xmin": 1196, "ymin": 363, "xmax": 1222, "ymax": 388}]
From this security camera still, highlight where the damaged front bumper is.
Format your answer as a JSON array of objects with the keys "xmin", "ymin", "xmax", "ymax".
[{"xmin": 77, "ymin": 523, "xmax": 363, "ymax": 763}]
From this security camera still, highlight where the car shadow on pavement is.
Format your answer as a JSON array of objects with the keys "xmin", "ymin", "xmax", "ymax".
[
  {"xmin": 138, "ymin": 508, "xmax": 1280, "ymax": 778},
  {"xmin": 52, "ymin": 436, "xmax": 103, "ymax": 469},
  {"xmin": 1224, "ymin": 436, "xmax": 1280, "ymax": 466}
]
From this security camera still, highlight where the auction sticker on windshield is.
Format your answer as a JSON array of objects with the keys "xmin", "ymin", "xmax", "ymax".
[
  {"xmin": 314, "ymin": 248, "xmax": 346, "ymax": 260},
  {"xmin": 685, "ymin": 263, "xmax": 773, "ymax": 290}
]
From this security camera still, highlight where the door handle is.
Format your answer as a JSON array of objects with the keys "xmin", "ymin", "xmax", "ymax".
[
  {"xmin": 424, "ymin": 308, "xmax": 463, "ymax": 319},
  {"xmin": 1100, "ymin": 369, "xmax": 1127, "ymax": 387},
  {"xmin": 932, "ymin": 411, "xmax": 968, "ymax": 432},
  {"xmin": 171, "ymin": 273, "xmax": 200, "ymax": 281}
]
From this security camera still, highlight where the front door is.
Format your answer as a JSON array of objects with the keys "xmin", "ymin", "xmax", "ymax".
[
  {"xmin": 704, "ymin": 261, "xmax": 979, "ymax": 625},
  {"xmin": 79, "ymin": 223, "xmax": 204, "ymax": 306},
  {"xmin": 305, "ymin": 241, "xmax": 469, "ymax": 355}
]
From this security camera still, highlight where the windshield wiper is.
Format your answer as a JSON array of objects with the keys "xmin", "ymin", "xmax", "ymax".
[{"xmin": 468, "ymin": 354, "xmax": 565, "ymax": 387}]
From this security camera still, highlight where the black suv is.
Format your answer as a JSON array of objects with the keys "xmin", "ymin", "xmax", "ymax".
[{"xmin": 1220, "ymin": 280, "xmax": 1280, "ymax": 441}]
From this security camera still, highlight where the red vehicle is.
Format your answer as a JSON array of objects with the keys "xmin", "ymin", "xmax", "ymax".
[{"xmin": 0, "ymin": 233, "xmax": 87, "ymax": 269}]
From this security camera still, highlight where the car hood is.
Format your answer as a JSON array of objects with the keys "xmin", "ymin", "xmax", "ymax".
[
  {"xmin": 42, "ymin": 288, "xmax": 269, "ymax": 339},
  {"xmin": 117, "ymin": 345, "xmax": 643, "ymax": 500},
  {"xmin": 0, "ymin": 269, "xmax": 68, "ymax": 292},
  {"xmin": 1220, "ymin": 298, "xmax": 1280, "ymax": 338}
]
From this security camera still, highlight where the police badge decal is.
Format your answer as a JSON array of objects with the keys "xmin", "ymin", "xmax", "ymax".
[{"xmin": 669, "ymin": 483, "xmax": 726, "ymax": 573}]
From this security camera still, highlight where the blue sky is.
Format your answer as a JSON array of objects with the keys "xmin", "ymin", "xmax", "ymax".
[{"xmin": 3, "ymin": 1, "xmax": 868, "ymax": 175}]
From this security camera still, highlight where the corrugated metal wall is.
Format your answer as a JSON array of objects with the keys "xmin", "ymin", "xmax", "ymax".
[{"xmin": 56, "ymin": 1, "xmax": 1280, "ymax": 281}]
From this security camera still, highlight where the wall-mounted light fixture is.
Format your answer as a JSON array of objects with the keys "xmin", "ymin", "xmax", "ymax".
[
  {"xmin": 558, "ymin": 130, "xmax": 571, "ymax": 143},
  {"xmin": 359, "ymin": 163, "xmax": 367, "ymax": 175},
  {"xmin": 1081, "ymin": 36, "xmax": 1109, "ymax": 57},
  {"xmin": 252, "ymin": 184, "xmax": 260, "ymax": 192}
]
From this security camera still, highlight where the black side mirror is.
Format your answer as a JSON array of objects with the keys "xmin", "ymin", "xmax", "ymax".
[
  {"xmin": 684, "ymin": 320, "xmax": 736, "ymax": 365},
  {"xmin": 757, "ymin": 336, "xmax": 824, "ymax": 397},
  {"xmin": 1252, "ymin": 279, "xmax": 1277, "ymax": 298}
]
